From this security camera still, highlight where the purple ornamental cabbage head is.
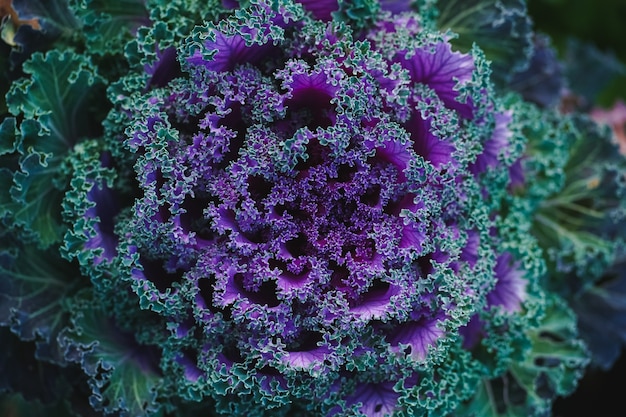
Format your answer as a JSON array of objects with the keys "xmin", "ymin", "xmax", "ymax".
[{"xmin": 108, "ymin": 1, "xmax": 526, "ymax": 415}]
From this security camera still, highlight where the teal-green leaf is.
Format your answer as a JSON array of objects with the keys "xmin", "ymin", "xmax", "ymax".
[
  {"xmin": 10, "ymin": 152, "xmax": 66, "ymax": 247},
  {"xmin": 459, "ymin": 294, "xmax": 589, "ymax": 417},
  {"xmin": 0, "ymin": 234, "xmax": 84, "ymax": 363},
  {"xmin": 62, "ymin": 293, "xmax": 164, "ymax": 417},
  {"xmin": 2, "ymin": 51, "xmax": 108, "ymax": 247},
  {"xmin": 6, "ymin": 50, "xmax": 107, "ymax": 152},
  {"xmin": 0, "ymin": 118, "xmax": 18, "ymax": 156},
  {"xmin": 531, "ymin": 114, "xmax": 626, "ymax": 291},
  {"xmin": 69, "ymin": 0, "xmax": 150, "ymax": 56},
  {"xmin": 0, "ymin": 118, "xmax": 68, "ymax": 247},
  {"xmin": 509, "ymin": 295, "xmax": 589, "ymax": 413},
  {"xmin": 455, "ymin": 378, "xmax": 523, "ymax": 417}
]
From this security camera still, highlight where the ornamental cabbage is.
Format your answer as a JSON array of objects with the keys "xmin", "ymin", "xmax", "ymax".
[
  {"xmin": 113, "ymin": 3, "xmax": 522, "ymax": 414},
  {"xmin": 0, "ymin": 0, "xmax": 624, "ymax": 416}
]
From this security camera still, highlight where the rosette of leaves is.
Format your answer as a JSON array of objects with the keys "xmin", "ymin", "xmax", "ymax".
[
  {"xmin": 0, "ymin": 0, "xmax": 596, "ymax": 416},
  {"xmin": 54, "ymin": 0, "xmax": 591, "ymax": 415}
]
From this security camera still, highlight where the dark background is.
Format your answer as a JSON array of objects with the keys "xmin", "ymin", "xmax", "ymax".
[
  {"xmin": 552, "ymin": 353, "xmax": 626, "ymax": 416},
  {"xmin": 529, "ymin": 0, "xmax": 626, "ymax": 106}
]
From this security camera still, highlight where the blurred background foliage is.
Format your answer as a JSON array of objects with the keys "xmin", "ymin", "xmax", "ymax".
[
  {"xmin": 529, "ymin": 0, "xmax": 626, "ymax": 107},
  {"xmin": 529, "ymin": 3, "xmax": 626, "ymax": 415}
]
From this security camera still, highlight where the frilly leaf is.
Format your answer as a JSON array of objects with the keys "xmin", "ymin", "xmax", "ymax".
[
  {"xmin": 61, "ymin": 291, "xmax": 165, "ymax": 417},
  {"xmin": 0, "ymin": 232, "xmax": 83, "ymax": 364},
  {"xmin": 505, "ymin": 96, "xmax": 572, "ymax": 203},
  {"xmin": 6, "ymin": 50, "xmax": 107, "ymax": 148},
  {"xmin": 334, "ymin": 0, "xmax": 381, "ymax": 29},
  {"xmin": 458, "ymin": 295, "xmax": 589, "ymax": 417},
  {"xmin": 509, "ymin": 295, "xmax": 588, "ymax": 415},
  {"xmin": 0, "ymin": 152, "xmax": 66, "ymax": 247},
  {"xmin": 1, "ymin": 50, "xmax": 107, "ymax": 247},
  {"xmin": 69, "ymin": 0, "xmax": 150, "ymax": 56},
  {"xmin": 61, "ymin": 139, "xmax": 119, "ymax": 281},
  {"xmin": 122, "ymin": 0, "xmax": 228, "ymax": 73},
  {"xmin": 0, "ymin": 117, "xmax": 68, "ymax": 247},
  {"xmin": 502, "ymin": 95, "xmax": 626, "ymax": 294},
  {"xmin": 531, "ymin": 114, "xmax": 626, "ymax": 292}
]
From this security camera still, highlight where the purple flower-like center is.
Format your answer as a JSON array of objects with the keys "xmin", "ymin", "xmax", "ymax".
[{"xmin": 121, "ymin": 5, "xmax": 519, "ymax": 413}]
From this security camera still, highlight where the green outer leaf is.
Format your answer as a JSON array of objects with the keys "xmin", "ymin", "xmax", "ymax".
[
  {"xmin": 69, "ymin": 0, "xmax": 150, "ymax": 56},
  {"xmin": 509, "ymin": 294, "xmax": 589, "ymax": 414},
  {"xmin": 17, "ymin": 154, "xmax": 67, "ymax": 242},
  {"xmin": 61, "ymin": 291, "xmax": 165, "ymax": 417},
  {"xmin": 455, "ymin": 377, "xmax": 522, "ymax": 417},
  {"xmin": 0, "ymin": 115, "xmax": 17, "ymax": 156},
  {"xmin": 503, "ymin": 95, "xmax": 626, "ymax": 294},
  {"xmin": 0, "ymin": 118, "xmax": 66, "ymax": 247},
  {"xmin": 0, "ymin": 233, "xmax": 83, "ymax": 364},
  {"xmin": 457, "ymin": 294, "xmax": 588, "ymax": 417},
  {"xmin": 530, "ymin": 111, "xmax": 626, "ymax": 291},
  {"xmin": 1, "ymin": 50, "xmax": 107, "ymax": 247},
  {"xmin": 6, "ymin": 50, "xmax": 107, "ymax": 150}
]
